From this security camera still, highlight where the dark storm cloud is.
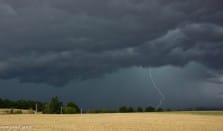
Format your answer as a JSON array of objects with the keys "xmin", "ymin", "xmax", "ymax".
[
  {"xmin": 0, "ymin": 0, "xmax": 223, "ymax": 86},
  {"xmin": 138, "ymin": 23, "xmax": 223, "ymax": 68}
]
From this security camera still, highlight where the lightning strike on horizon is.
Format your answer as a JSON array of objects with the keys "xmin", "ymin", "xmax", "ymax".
[{"xmin": 148, "ymin": 68, "xmax": 166, "ymax": 109}]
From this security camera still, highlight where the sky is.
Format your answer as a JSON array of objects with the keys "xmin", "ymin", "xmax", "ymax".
[{"xmin": 0, "ymin": 0, "xmax": 223, "ymax": 109}]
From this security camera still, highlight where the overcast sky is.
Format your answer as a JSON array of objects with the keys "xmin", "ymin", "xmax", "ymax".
[{"xmin": 0, "ymin": 0, "xmax": 223, "ymax": 109}]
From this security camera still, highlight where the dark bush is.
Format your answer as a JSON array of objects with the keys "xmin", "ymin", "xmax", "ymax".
[
  {"xmin": 128, "ymin": 107, "xmax": 134, "ymax": 112},
  {"xmin": 119, "ymin": 106, "xmax": 128, "ymax": 113},
  {"xmin": 145, "ymin": 106, "xmax": 155, "ymax": 112},
  {"xmin": 14, "ymin": 110, "xmax": 23, "ymax": 114},
  {"xmin": 137, "ymin": 106, "xmax": 143, "ymax": 112},
  {"xmin": 64, "ymin": 106, "xmax": 77, "ymax": 114},
  {"xmin": 157, "ymin": 108, "xmax": 163, "ymax": 112}
]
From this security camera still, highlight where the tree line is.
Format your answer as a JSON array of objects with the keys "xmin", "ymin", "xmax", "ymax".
[
  {"xmin": 0, "ymin": 97, "xmax": 80, "ymax": 114},
  {"xmin": 0, "ymin": 98, "xmax": 45, "ymax": 112},
  {"xmin": 0, "ymin": 97, "xmax": 171, "ymax": 114}
]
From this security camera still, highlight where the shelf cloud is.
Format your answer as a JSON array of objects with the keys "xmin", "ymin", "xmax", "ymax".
[{"xmin": 0, "ymin": 0, "xmax": 223, "ymax": 86}]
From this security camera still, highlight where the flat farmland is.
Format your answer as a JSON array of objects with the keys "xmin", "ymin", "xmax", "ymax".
[{"xmin": 0, "ymin": 112, "xmax": 223, "ymax": 131}]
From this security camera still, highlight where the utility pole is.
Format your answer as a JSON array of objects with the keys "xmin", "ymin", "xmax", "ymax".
[
  {"xmin": 60, "ymin": 106, "xmax": 63, "ymax": 114},
  {"xmin": 35, "ymin": 104, "xmax": 38, "ymax": 114},
  {"xmin": 81, "ymin": 107, "xmax": 83, "ymax": 116}
]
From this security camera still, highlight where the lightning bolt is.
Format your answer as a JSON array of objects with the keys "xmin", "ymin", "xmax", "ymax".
[{"xmin": 148, "ymin": 68, "xmax": 165, "ymax": 109}]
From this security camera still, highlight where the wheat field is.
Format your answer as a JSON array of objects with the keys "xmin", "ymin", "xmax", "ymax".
[{"xmin": 0, "ymin": 112, "xmax": 223, "ymax": 131}]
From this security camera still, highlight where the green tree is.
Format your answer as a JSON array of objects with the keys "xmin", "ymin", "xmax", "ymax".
[
  {"xmin": 67, "ymin": 102, "xmax": 80, "ymax": 113},
  {"xmin": 101, "ymin": 109, "xmax": 107, "ymax": 113},
  {"xmin": 16, "ymin": 100, "xmax": 29, "ymax": 109},
  {"xmin": 63, "ymin": 102, "xmax": 80, "ymax": 114},
  {"xmin": 156, "ymin": 108, "xmax": 163, "ymax": 112},
  {"xmin": 145, "ymin": 106, "xmax": 155, "ymax": 112},
  {"xmin": 45, "ymin": 96, "xmax": 63, "ymax": 114},
  {"xmin": 166, "ymin": 108, "xmax": 172, "ymax": 111},
  {"xmin": 128, "ymin": 107, "xmax": 134, "ymax": 112},
  {"xmin": 119, "ymin": 106, "xmax": 128, "ymax": 113},
  {"xmin": 43, "ymin": 103, "xmax": 50, "ymax": 113},
  {"xmin": 137, "ymin": 106, "xmax": 143, "ymax": 112},
  {"xmin": 64, "ymin": 106, "xmax": 77, "ymax": 114}
]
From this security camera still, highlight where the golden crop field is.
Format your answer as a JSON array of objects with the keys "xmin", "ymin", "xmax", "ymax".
[{"xmin": 0, "ymin": 112, "xmax": 223, "ymax": 131}]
